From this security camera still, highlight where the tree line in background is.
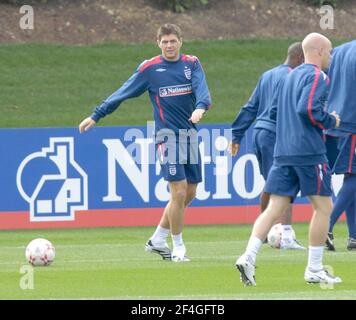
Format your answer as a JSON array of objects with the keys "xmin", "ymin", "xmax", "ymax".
[
  {"xmin": 0, "ymin": 0, "xmax": 339, "ymax": 12},
  {"xmin": 159, "ymin": 0, "xmax": 338, "ymax": 13}
]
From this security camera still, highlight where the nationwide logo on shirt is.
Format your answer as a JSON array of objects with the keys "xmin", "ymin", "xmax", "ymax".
[{"xmin": 159, "ymin": 84, "xmax": 192, "ymax": 97}]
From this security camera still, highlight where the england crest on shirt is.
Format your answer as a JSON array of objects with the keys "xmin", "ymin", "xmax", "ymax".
[
  {"xmin": 184, "ymin": 67, "xmax": 191, "ymax": 80},
  {"xmin": 169, "ymin": 165, "xmax": 177, "ymax": 176}
]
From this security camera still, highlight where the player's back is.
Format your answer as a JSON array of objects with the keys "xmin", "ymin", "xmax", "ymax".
[
  {"xmin": 254, "ymin": 64, "xmax": 292, "ymax": 132},
  {"xmin": 231, "ymin": 64, "xmax": 292, "ymax": 144},
  {"xmin": 327, "ymin": 40, "xmax": 356, "ymax": 134},
  {"xmin": 274, "ymin": 64, "xmax": 330, "ymax": 166}
]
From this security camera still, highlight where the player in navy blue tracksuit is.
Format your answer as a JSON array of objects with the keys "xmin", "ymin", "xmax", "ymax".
[
  {"xmin": 230, "ymin": 42, "xmax": 305, "ymax": 250},
  {"xmin": 324, "ymin": 40, "xmax": 356, "ymax": 251},
  {"xmin": 236, "ymin": 33, "xmax": 342, "ymax": 286},
  {"xmin": 79, "ymin": 24, "xmax": 212, "ymax": 262}
]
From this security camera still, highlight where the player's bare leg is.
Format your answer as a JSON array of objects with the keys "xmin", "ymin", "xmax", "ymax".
[
  {"xmin": 146, "ymin": 181, "xmax": 196, "ymax": 261},
  {"xmin": 146, "ymin": 180, "xmax": 187, "ymax": 260},
  {"xmin": 145, "ymin": 181, "xmax": 184, "ymax": 261},
  {"xmin": 166, "ymin": 180, "xmax": 191, "ymax": 262},
  {"xmin": 261, "ymin": 188, "xmax": 305, "ymax": 249},
  {"xmin": 167, "ymin": 180, "xmax": 188, "ymax": 234},
  {"xmin": 260, "ymin": 191, "xmax": 270, "ymax": 242},
  {"xmin": 280, "ymin": 205, "xmax": 292, "ymax": 225},
  {"xmin": 185, "ymin": 183, "xmax": 197, "ymax": 206},
  {"xmin": 145, "ymin": 202, "xmax": 172, "ymax": 259},
  {"xmin": 308, "ymin": 196, "xmax": 333, "ymax": 246},
  {"xmin": 236, "ymin": 195, "xmax": 290, "ymax": 285},
  {"xmin": 158, "ymin": 203, "xmax": 171, "ymax": 230},
  {"xmin": 261, "ymin": 191, "xmax": 304, "ymax": 249},
  {"xmin": 304, "ymin": 195, "xmax": 342, "ymax": 284},
  {"xmin": 260, "ymin": 191, "xmax": 270, "ymax": 212},
  {"xmin": 160, "ymin": 181, "xmax": 196, "ymax": 224},
  {"xmin": 252, "ymin": 195, "xmax": 291, "ymax": 241}
]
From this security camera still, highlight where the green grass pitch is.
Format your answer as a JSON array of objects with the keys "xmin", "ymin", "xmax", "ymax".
[{"xmin": 1, "ymin": 222, "xmax": 355, "ymax": 300}]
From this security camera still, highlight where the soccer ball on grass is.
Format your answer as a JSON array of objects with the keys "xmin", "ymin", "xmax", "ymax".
[
  {"xmin": 25, "ymin": 238, "xmax": 55, "ymax": 266},
  {"xmin": 267, "ymin": 223, "xmax": 295, "ymax": 249}
]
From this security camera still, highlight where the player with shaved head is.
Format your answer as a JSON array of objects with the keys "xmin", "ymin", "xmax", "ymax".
[
  {"xmin": 229, "ymin": 42, "xmax": 305, "ymax": 250},
  {"xmin": 235, "ymin": 33, "xmax": 342, "ymax": 286}
]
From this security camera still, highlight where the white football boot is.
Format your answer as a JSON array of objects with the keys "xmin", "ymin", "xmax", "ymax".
[
  {"xmin": 235, "ymin": 254, "xmax": 256, "ymax": 286},
  {"xmin": 280, "ymin": 238, "xmax": 306, "ymax": 250},
  {"xmin": 145, "ymin": 239, "xmax": 172, "ymax": 260},
  {"xmin": 304, "ymin": 267, "xmax": 342, "ymax": 284},
  {"xmin": 171, "ymin": 244, "xmax": 190, "ymax": 262}
]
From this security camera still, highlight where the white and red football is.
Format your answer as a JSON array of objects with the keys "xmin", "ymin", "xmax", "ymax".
[{"xmin": 25, "ymin": 238, "xmax": 55, "ymax": 266}]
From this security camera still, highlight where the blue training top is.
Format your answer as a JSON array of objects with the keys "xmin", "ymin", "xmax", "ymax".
[
  {"xmin": 91, "ymin": 54, "xmax": 212, "ymax": 142},
  {"xmin": 327, "ymin": 40, "xmax": 356, "ymax": 135},
  {"xmin": 231, "ymin": 64, "xmax": 292, "ymax": 144},
  {"xmin": 272, "ymin": 63, "xmax": 337, "ymax": 166}
]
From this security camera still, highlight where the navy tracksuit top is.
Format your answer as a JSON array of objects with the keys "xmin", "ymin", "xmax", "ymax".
[
  {"xmin": 327, "ymin": 40, "xmax": 356, "ymax": 135},
  {"xmin": 231, "ymin": 64, "xmax": 292, "ymax": 144},
  {"xmin": 272, "ymin": 64, "xmax": 337, "ymax": 166},
  {"xmin": 91, "ymin": 54, "xmax": 212, "ymax": 143}
]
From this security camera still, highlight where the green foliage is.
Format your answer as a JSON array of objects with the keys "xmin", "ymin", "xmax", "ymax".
[
  {"xmin": 302, "ymin": 0, "xmax": 337, "ymax": 7},
  {"xmin": 0, "ymin": 39, "xmax": 347, "ymax": 129},
  {"xmin": 0, "ymin": 40, "xmax": 293, "ymax": 128},
  {"xmin": 159, "ymin": 0, "xmax": 209, "ymax": 13}
]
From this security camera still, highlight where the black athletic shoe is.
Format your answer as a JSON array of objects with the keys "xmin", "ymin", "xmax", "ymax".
[
  {"xmin": 145, "ymin": 240, "xmax": 172, "ymax": 260},
  {"xmin": 347, "ymin": 238, "xmax": 356, "ymax": 251},
  {"xmin": 325, "ymin": 232, "xmax": 335, "ymax": 251}
]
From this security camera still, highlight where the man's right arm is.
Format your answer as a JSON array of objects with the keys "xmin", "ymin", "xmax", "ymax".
[
  {"xmin": 231, "ymin": 78, "xmax": 261, "ymax": 144},
  {"xmin": 91, "ymin": 66, "xmax": 149, "ymax": 122},
  {"xmin": 229, "ymin": 79, "xmax": 261, "ymax": 156},
  {"xmin": 79, "ymin": 64, "xmax": 149, "ymax": 133}
]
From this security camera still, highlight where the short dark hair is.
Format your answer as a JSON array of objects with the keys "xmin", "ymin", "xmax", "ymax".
[
  {"xmin": 157, "ymin": 23, "xmax": 183, "ymax": 41},
  {"xmin": 288, "ymin": 42, "xmax": 303, "ymax": 59}
]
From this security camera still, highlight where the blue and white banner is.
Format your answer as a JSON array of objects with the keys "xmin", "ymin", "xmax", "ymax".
[{"xmin": 0, "ymin": 124, "xmax": 343, "ymax": 229}]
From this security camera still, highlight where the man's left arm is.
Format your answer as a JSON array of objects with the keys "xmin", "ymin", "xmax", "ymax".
[
  {"xmin": 190, "ymin": 58, "xmax": 212, "ymax": 123},
  {"xmin": 297, "ymin": 71, "xmax": 337, "ymax": 130}
]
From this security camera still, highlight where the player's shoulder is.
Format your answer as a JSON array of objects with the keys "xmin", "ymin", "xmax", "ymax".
[
  {"xmin": 261, "ymin": 64, "xmax": 286, "ymax": 79},
  {"xmin": 260, "ymin": 67, "xmax": 275, "ymax": 79},
  {"xmin": 334, "ymin": 40, "xmax": 356, "ymax": 53},
  {"xmin": 138, "ymin": 55, "xmax": 163, "ymax": 73},
  {"xmin": 181, "ymin": 54, "xmax": 199, "ymax": 63},
  {"xmin": 261, "ymin": 68, "xmax": 274, "ymax": 79},
  {"xmin": 305, "ymin": 65, "xmax": 330, "ymax": 86}
]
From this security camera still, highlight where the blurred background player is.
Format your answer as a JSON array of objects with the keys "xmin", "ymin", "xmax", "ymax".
[
  {"xmin": 79, "ymin": 23, "xmax": 212, "ymax": 262},
  {"xmin": 235, "ymin": 33, "xmax": 341, "ymax": 286},
  {"xmin": 229, "ymin": 42, "xmax": 305, "ymax": 250},
  {"xmin": 324, "ymin": 40, "xmax": 356, "ymax": 251}
]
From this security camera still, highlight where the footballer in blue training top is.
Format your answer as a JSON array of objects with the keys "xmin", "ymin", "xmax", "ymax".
[
  {"xmin": 91, "ymin": 54, "xmax": 211, "ymax": 139},
  {"xmin": 79, "ymin": 23, "xmax": 212, "ymax": 263},
  {"xmin": 231, "ymin": 64, "xmax": 292, "ymax": 146},
  {"xmin": 324, "ymin": 40, "xmax": 356, "ymax": 251},
  {"xmin": 236, "ymin": 33, "xmax": 342, "ymax": 287},
  {"xmin": 230, "ymin": 42, "xmax": 306, "ymax": 250}
]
